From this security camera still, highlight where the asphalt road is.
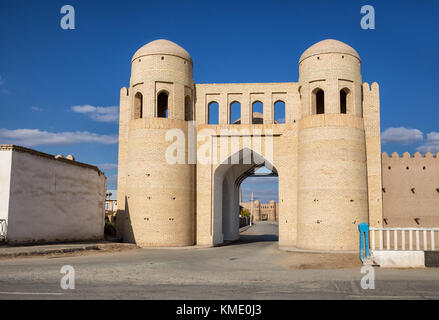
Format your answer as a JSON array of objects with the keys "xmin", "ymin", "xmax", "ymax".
[{"xmin": 0, "ymin": 222, "xmax": 438, "ymax": 300}]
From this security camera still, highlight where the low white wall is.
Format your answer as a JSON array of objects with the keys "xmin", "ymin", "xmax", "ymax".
[
  {"xmin": 0, "ymin": 150, "xmax": 12, "ymax": 222},
  {"xmin": 373, "ymin": 251, "xmax": 425, "ymax": 268},
  {"xmin": 6, "ymin": 149, "xmax": 106, "ymax": 244}
]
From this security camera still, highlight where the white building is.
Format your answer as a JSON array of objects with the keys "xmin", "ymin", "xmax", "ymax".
[
  {"xmin": 105, "ymin": 190, "xmax": 118, "ymax": 213},
  {"xmin": 0, "ymin": 145, "xmax": 106, "ymax": 244}
]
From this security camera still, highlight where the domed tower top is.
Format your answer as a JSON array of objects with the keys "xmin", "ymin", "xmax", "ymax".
[
  {"xmin": 129, "ymin": 39, "xmax": 194, "ymax": 121},
  {"xmin": 132, "ymin": 39, "xmax": 192, "ymax": 64},
  {"xmin": 298, "ymin": 39, "xmax": 363, "ymax": 117},
  {"xmin": 299, "ymin": 39, "xmax": 360, "ymax": 63}
]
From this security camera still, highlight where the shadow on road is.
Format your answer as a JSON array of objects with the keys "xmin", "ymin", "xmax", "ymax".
[
  {"xmin": 239, "ymin": 233, "xmax": 279, "ymax": 243},
  {"xmin": 224, "ymin": 222, "xmax": 279, "ymax": 246}
]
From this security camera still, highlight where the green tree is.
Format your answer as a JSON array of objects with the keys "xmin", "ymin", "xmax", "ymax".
[{"xmin": 240, "ymin": 207, "xmax": 250, "ymax": 218}]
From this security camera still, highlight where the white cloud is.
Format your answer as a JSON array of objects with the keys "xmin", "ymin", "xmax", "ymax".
[
  {"xmin": 106, "ymin": 175, "xmax": 118, "ymax": 188},
  {"xmin": 416, "ymin": 132, "xmax": 439, "ymax": 154},
  {"xmin": 97, "ymin": 163, "xmax": 118, "ymax": 170},
  {"xmin": 71, "ymin": 105, "xmax": 119, "ymax": 123},
  {"xmin": 381, "ymin": 127, "xmax": 423, "ymax": 144},
  {"xmin": 0, "ymin": 76, "xmax": 8, "ymax": 95},
  {"xmin": 0, "ymin": 128, "xmax": 118, "ymax": 147},
  {"xmin": 31, "ymin": 106, "xmax": 42, "ymax": 111}
]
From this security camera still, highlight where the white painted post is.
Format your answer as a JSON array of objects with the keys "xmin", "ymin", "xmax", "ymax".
[
  {"xmin": 386, "ymin": 229, "xmax": 390, "ymax": 250},
  {"xmin": 394, "ymin": 230, "xmax": 398, "ymax": 250},
  {"xmin": 379, "ymin": 230, "xmax": 383, "ymax": 250},
  {"xmin": 401, "ymin": 230, "xmax": 405, "ymax": 250},
  {"xmin": 423, "ymin": 230, "xmax": 428, "ymax": 251},
  {"xmin": 416, "ymin": 230, "xmax": 420, "ymax": 251},
  {"xmin": 371, "ymin": 229, "xmax": 375, "ymax": 251},
  {"xmin": 431, "ymin": 230, "xmax": 435, "ymax": 251},
  {"xmin": 409, "ymin": 230, "xmax": 413, "ymax": 251},
  {"xmin": 250, "ymin": 192, "xmax": 253, "ymax": 227}
]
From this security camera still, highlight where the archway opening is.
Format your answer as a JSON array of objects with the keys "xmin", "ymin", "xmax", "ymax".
[
  {"xmin": 274, "ymin": 100, "xmax": 285, "ymax": 124},
  {"xmin": 239, "ymin": 166, "xmax": 279, "ymax": 242},
  {"xmin": 312, "ymin": 88, "xmax": 325, "ymax": 115},
  {"xmin": 340, "ymin": 88, "xmax": 350, "ymax": 114},
  {"xmin": 213, "ymin": 148, "xmax": 279, "ymax": 245},
  {"xmin": 185, "ymin": 95, "xmax": 192, "ymax": 121},
  {"xmin": 208, "ymin": 102, "xmax": 219, "ymax": 124},
  {"xmin": 134, "ymin": 92, "xmax": 143, "ymax": 119},
  {"xmin": 230, "ymin": 101, "xmax": 241, "ymax": 124},
  {"xmin": 157, "ymin": 91, "xmax": 168, "ymax": 118},
  {"xmin": 252, "ymin": 101, "xmax": 264, "ymax": 124}
]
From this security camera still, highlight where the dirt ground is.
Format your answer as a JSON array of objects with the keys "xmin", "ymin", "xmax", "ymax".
[{"xmin": 280, "ymin": 251, "xmax": 363, "ymax": 269}]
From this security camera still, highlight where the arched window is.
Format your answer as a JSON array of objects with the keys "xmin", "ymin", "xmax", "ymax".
[
  {"xmin": 185, "ymin": 95, "xmax": 192, "ymax": 121},
  {"xmin": 252, "ymin": 101, "xmax": 263, "ymax": 124},
  {"xmin": 134, "ymin": 92, "xmax": 143, "ymax": 119},
  {"xmin": 230, "ymin": 101, "xmax": 241, "ymax": 124},
  {"xmin": 157, "ymin": 91, "xmax": 168, "ymax": 118},
  {"xmin": 312, "ymin": 88, "xmax": 325, "ymax": 114},
  {"xmin": 274, "ymin": 100, "xmax": 285, "ymax": 124},
  {"xmin": 340, "ymin": 88, "xmax": 350, "ymax": 114},
  {"xmin": 208, "ymin": 102, "xmax": 219, "ymax": 124}
]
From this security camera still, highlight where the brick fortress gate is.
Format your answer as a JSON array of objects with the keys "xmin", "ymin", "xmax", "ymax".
[{"xmin": 116, "ymin": 39, "xmax": 383, "ymax": 251}]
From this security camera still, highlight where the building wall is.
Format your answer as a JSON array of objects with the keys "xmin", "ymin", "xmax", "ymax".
[
  {"xmin": 195, "ymin": 82, "xmax": 299, "ymax": 125},
  {"xmin": 363, "ymin": 83, "xmax": 383, "ymax": 227},
  {"xmin": 120, "ymin": 119, "xmax": 195, "ymax": 247},
  {"xmin": 193, "ymin": 124, "xmax": 298, "ymax": 247},
  {"xmin": 192, "ymin": 82, "xmax": 299, "ymax": 247},
  {"xmin": 240, "ymin": 200, "xmax": 279, "ymax": 222},
  {"xmin": 382, "ymin": 152, "xmax": 439, "ymax": 227},
  {"xmin": 0, "ymin": 148, "xmax": 12, "ymax": 221},
  {"xmin": 105, "ymin": 200, "xmax": 117, "ymax": 212},
  {"xmin": 1, "ymin": 145, "xmax": 106, "ymax": 244},
  {"xmin": 297, "ymin": 115, "xmax": 369, "ymax": 251}
]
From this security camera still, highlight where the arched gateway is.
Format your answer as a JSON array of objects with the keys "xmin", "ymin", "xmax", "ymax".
[
  {"xmin": 116, "ymin": 39, "xmax": 383, "ymax": 251},
  {"xmin": 213, "ymin": 148, "xmax": 278, "ymax": 246}
]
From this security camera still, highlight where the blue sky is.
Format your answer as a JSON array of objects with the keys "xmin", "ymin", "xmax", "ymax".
[{"xmin": 0, "ymin": 0, "xmax": 437, "ymax": 202}]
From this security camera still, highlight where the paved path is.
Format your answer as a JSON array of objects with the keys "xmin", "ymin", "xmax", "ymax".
[{"xmin": 0, "ymin": 222, "xmax": 438, "ymax": 299}]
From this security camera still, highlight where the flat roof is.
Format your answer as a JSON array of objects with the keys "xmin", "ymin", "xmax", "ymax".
[{"xmin": 0, "ymin": 144, "xmax": 104, "ymax": 174}]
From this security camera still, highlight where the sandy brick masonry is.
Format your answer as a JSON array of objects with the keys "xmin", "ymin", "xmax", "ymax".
[
  {"xmin": 116, "ymin": 38, "xmax": 389, "ymax": 251},
  {"xmin": 240, "ymin": 200, "xmax": 279, "ymax": 222},
  {"xmin": 382, "ymin": 152, "xmax": 439, "ymax": 227}
]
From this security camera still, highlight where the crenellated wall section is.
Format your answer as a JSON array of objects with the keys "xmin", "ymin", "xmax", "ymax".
[{"xmin": 382, "ymin": 152, "xmax": 439, "ymax": 227}]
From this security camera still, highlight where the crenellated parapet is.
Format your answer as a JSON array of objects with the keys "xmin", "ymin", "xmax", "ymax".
[
  {"xmin": 383, "ymin": 151, "xmax": 439, "ymax": 159},
  {"xmin": 382, "ymin": 151, "xmax": 439, "ymax": 228}
]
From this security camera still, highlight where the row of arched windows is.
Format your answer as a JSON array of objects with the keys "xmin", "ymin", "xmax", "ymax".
[
  {"xmin": 133, "ymin": 87, "xmax": 352, "ymax": 121},
  {"xmin": 133, "ymin": 91, "xmax": 193, "ymax": 121},
  {"xmin": 311, "ymin": 88, "xmax": 351, "ymax": 115},
  {"xmin": 207, "ymin": 100, "xmax": 286, "ymax": 125}
]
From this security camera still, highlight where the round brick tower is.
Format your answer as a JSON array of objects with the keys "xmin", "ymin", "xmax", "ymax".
[
  {"xmin": 296, "ymin": 39, "xmax": 369, "ymax": 251},
  {"xmin": 117, "ymin": 39, "xmax": 195, "ymax": 246}
]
